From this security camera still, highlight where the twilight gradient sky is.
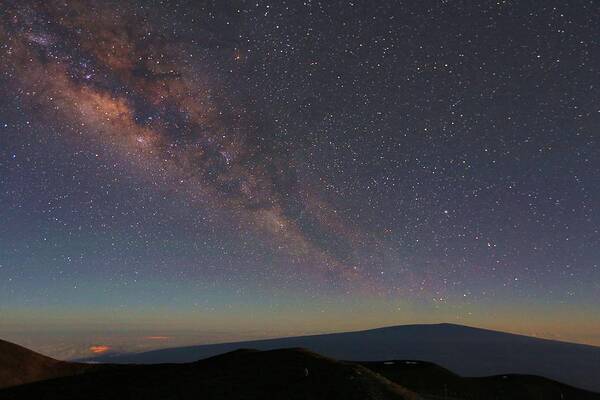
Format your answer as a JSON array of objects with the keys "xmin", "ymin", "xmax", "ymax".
[{"xmin": 0, "ymin": 0, "xmax": 599, "ymax": 359}]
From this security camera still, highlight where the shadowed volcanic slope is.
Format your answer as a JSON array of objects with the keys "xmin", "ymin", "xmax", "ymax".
[
  {"xmin": 361, "ymin": 359, "xmax": 600, "ymax": 400},
  {"xmin": 0, "ymin": 348, "xmax": 419, "ymax": 400},
  {"xmin": 0, "ymin": 339, "xmax": 91, "ymax": 389},
  {"xmin": 88, "ymin": 323, "xmax": 600, "ymax": 392},
  {"xmin": 1, "ymin": 340, "xmax": 598, "ymax": 399}
]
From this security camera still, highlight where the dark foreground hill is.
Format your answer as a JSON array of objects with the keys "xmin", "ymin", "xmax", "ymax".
[
  {"xmin": 361, "ymin": 359, "xmax": 600, "ymax": 400},
  {"xmin": 0, "ymin": 339, "xmax": 92, "ymax": 389},
  {"xmin": 1, "ymin": 348, "xmax": 418, "ymax": 400},
  {"xmin": 88, "ymin": 323, "xmax": 600, "ymax": 392},
  {"xmin": 1, "ymin": 340, "xmax": 599, "ymax": 400}
]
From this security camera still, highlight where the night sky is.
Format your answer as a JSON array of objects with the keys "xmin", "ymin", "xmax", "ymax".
[{"xmin": 1, "ymin": 0, "xmax": 598, "ymax": 359}]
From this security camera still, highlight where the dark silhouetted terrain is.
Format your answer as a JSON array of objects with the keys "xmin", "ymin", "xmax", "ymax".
[
  {"xmin": 361, "ymin": 359, "xmax": 600, "ymax": 400},
  {"xmin": 0, "ymin": 339, "xmax": 92, "ymax": 389},
  {"xmin": 2, "ymin": 338, "xmax": 600, "ymax": 399},
  {"xmin": 87, "ymin": 323, "xmax": 600, "ymax": 393},
  {"xmin": 1, "ymin": 347, "xmax": 418, "ymax": 400}
]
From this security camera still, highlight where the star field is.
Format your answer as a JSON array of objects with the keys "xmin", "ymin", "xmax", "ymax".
[{"xmin": 0, "ymin": 0, "xmax": 599, "ymax": 358}]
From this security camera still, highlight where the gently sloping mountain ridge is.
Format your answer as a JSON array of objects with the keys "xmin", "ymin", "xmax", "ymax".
[
  {"xmin": 86, "ymin": 323, "xmax": 600, "ymax": 393},
  {"xmin": 0, "ymin": 348, "xmax": 420, "ymax": 400},
  {"xmin": 1, "ymin": 339, "xmax": 598, "ymax": 399}
]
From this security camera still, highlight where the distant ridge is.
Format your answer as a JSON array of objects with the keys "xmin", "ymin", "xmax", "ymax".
[
  {"xmin": 1, "ymin": 339, "xmax": 598, "ymax": 399},
  {"xmin": 87, "ymin": 323, "xmax": 600, "ymax": 392}
]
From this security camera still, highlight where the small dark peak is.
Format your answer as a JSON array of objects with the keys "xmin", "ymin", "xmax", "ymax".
[
  {"xmin": 263, "ymin": 347, "xmax": 336, "ymax": 362},
  {"xmin": 269, "ymin": 347, "xmax": 319, "ymax": 355},
  {"xmin": 221, "ymin": 348, "xmax": 260, "ymax": 355},
  {"xmin": 197, "ymin": 348, "xmax": 260, "ymax": 363}
]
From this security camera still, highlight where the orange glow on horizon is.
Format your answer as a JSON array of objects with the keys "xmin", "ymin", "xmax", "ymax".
[
  {"xmin": 145, "ymin": 336, "xmax": 171, "ymax": 340},
  {"xmin": 89, "ymin": 345, "xmax": 111, "ymax": 354}
]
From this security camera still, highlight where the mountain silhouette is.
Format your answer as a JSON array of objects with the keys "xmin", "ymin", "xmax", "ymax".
[
  {"xmin": 1, "ymin": 338, "xmax": 599, "ymax": 399},
  {"xmin": 87, "ymin": 323, "xmax": 600, "ymax": 392},
  {"xmin": 361, "ymin": 359, "xmax": 600, "ymax": 400},
  {"xmin": 1, "ymin": 346, "xmax": 418, "ymax": 400},
  {"xmin": 0, "ymin": 339, "xmax": 91, "ymax": 389}
]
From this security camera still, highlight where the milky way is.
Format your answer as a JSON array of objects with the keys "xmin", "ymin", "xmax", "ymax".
[
  {"xmin": 0, "ymin": 0, "xmax": 599, "ymax": 357},
  {"xmin": 1, "ymin": 0, "xmax": 385, "ymax": 288}
]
